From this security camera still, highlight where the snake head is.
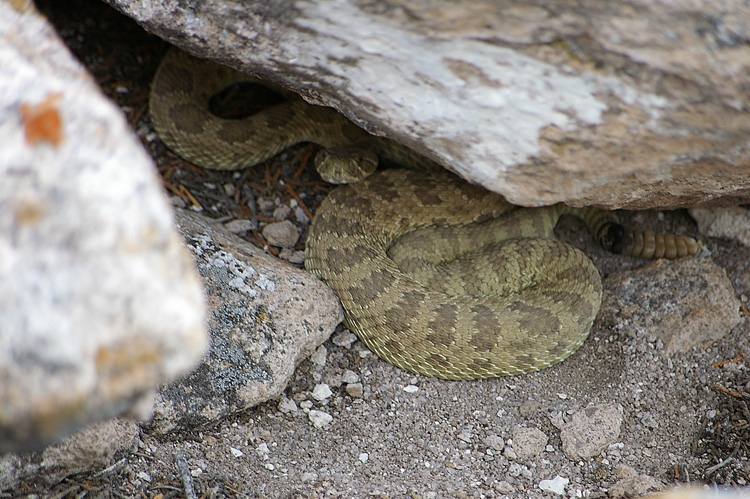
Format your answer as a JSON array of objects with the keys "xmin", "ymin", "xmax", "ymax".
[{"xmin": 314, "ymin": 147, "xmax": 378, "ymax": 184}]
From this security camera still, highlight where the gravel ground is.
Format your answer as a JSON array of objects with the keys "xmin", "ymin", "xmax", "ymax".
[{"xmin": 23, "ymin": 1, "xmax": 750, "ymax": 497}]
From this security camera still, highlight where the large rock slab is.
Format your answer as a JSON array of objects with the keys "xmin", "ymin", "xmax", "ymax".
[
  {"xmin": 0, "ymin": 1, "xmax": 208, "ymax": 453},
  {"xmin": 105, "ymin": 0, "xmax": 749, "ymax": 209}
]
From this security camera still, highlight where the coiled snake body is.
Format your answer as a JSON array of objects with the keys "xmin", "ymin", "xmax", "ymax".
[{"xmin": 151, "ymin": 49, "xmax": 699, "ymax": 380}]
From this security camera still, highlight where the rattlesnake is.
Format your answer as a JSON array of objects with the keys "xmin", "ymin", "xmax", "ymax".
[{"xmin": 151, "ymin": 49, "xmax": 700, "ymax": 380}]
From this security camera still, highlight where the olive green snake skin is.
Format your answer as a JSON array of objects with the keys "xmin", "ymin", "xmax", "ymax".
[{"xmin": 151, "ymin": 49, "xmax": 700, "ymax": 380}]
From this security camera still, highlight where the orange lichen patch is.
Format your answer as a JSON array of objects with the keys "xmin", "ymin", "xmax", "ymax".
[
  {"xmin": 20, "ymin": 92, "xmax": 64, "ymax": 146},
  {"xmin": 95, "ymin": 339, "xmax": 161, "ymax": 399}
]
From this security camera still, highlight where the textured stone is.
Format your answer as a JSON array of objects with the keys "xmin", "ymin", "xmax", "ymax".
[
  {"xmin": 511, "ymin": 426, "xmax": 548, "ymax": 459},
  {"xmin": 262, "ymin": 220, "xmax": 299, "ymax": 248},
  {"xmin": 0, "ymin": 418, "xmax": 140, "ymax": 491},
  {"xmin": 0, "ymin": 1, "xmax": 207, "ymax": 453},
  {"xmin": 145, "ymin": 210, "xmax": 342, "ymax": 434},
  {"xmin": 560, "ymin": 404, "xmax": 623, "ymax": 459},
  {"xmin": 104, "ymin": 0, "xmax": 750, "ymax": 209},
  {"xmin": 601, "ymin": 258, "xmax": 740, "ymax": 355},
  {"xmin": 690, "ymin": 207, "xmax": 750, "ymax": 247}
]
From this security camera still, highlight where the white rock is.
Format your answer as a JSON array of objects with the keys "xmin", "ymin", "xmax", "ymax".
[
  {"xmin": 341, "ymin": 369, "xmax": 360, "ymax": 384},
  {"xmin": 278, "ymin": 397, "xmax": 298, "ymax": 414},
  {"xmin": 229, "ymin": 447, "xmax": 244, "ymax": 457},
  {"xmin": 308, "ymin": 410, "xmax": 333, "ymax": 429},
  {"xmin": 310, "ymin": 345, "xmax": 328, "ymax": 367},
  {"xmin": 312, "ymin": 384, "xmax": 333, "ymax": 401},
  {"xmin": 331, "ymin": 330, "xmax": 358, "ymax": 348},
  {"xmin": 539, "ymin": 476, "xmax": 569, "ymax": 495},
  {"xmin": 224, "ymin": 219, "xmax": 256, "ymax": 233},
  {"xmin": 403, "ymin": 385, "xmax": 419, "ymax": 393},
  {"xmin": 107, "ymin": 0, "xmax": 750, "ymax": 209},
  {"xmin": 0, "ymin": 1, "xmax": 207, "ymax": 453},
  {"xmin": 690, "ymin": 206, "xmax": 750, "ymax": 247}
]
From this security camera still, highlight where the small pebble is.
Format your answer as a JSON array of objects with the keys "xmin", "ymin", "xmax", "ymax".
[
  {"xmin": 403, "ymin": 384, "xmax": 419, "ymax": 393},
  {"xmin": 230, "ymin": 447, "xmax": 244, "ymax": 457},
  {"xmin": 312, "ymin": 383, "xmax": 333, "ymax": 401},
  {"xmin": 278, "ymin": 397, "xmax": 298, "ymax": 413},
  {"xmin": 539, "ymin": 475, "xmax": 568, "ymax": 495},
  {"xmin": 262, "ymin": 220, "xmax": 299, "ymax": 247},
  {"xmin": 272, "ymin": 205, "xmax": 292, "ymax": 220},
  {"xmin": 295, "ymin": 206, "xmax": 310, "ymax": 224},
  {"xmin": 310, "ymin": 345, "xmax": 327, "ymax": 367},
  {"xmin": 341, "ymin": 369, "xmax": 359, "ymax": 384},
  {"xmin": 457, "ymin": 431, "xmax": 473, "ymax": 443},
  {"xmin": 483, "ymin": 435, "xmax": 505, "ymax": 451},
  {"xmin": 346, "ymin": 383, "xmax": 364, "ymax": 398},
  {"xmin": 300, "ymin": 472, "xmax": 318, "ymax": 483},
  {"xmin": 308, "ymin": 410, "xmax": 333, "ymax": 428},
  {"xmin": 332, "ymin": 330, "xmax": 358, "ymax": 348},
  {"xmin": 358, "ymin": 453, "xmax": 369, "ymax": 463},
  {"xmin": 224, "ymin": 219, "xmax": 256, "ymax": 233}
]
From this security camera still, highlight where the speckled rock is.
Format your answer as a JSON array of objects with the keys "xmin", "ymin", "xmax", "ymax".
[
  {"xmin": 145, "ymin": 210, "xmax": 343, "ymax": 434},
  {"xmin": 690, "ymin": 207, "xmax": 750, "ymax": 247},
  {"xmin": 560, "ymin": 404, "xmax": 623, "ymax": 459},
  {"xmin": 601, "ymin": 258, "xmax": 740, "ymax": 355}
]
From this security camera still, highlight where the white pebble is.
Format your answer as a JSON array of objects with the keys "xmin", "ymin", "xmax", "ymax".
[
  {"xmin": 539, "ymin": 475, "xmax": 569, "ymax": 495},
  {"xmin": 278, "ymin": 397, "xmax": 298, "ymax": 413},
  {"xmin": 224, "ymin": 219, "xmax": 255, "ymax": 233},
  {"xmin": 295, "ymin": 206, "xmax": 310, "ymax": 224},
  {"xmin": 403, "ymin": 384, "xmax": 419, "ymax": 393},
  {"xmin": 358, "ymin": 452, "xmax": 369, "ymax": 463},
  {"xmin": 332, "ymin": 330, "xmax": 358, "ymax": 348},
  {"xmin": 341, "ymin": 369, "xmax": 359, "ymax": 384},
  {"xmin": 312, "ymin": 383, "xmax": 333, "ymax": 401},
  {"xmin": 310, "ymin": 345, "xmax": 327, "ymax": 366},
  {"xmin": 229, "ymin": 447, "xmax": 244, "ymax": 457},
  {"xmin": 308, "ymin": 410, "xmax": 333, "ymax": 428},
  {"xmin": 137, "ymin": 471, "xmax": 151, "ymax": 482}
]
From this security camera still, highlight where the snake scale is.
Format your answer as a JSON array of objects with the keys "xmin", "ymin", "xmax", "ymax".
[{"xmin": 151, "ymin": 49, "xmax": 700, "ymax": 380}]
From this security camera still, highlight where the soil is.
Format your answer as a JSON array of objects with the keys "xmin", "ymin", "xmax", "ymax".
[{"xmin": 19, "ymin": 0, "xmax": 750, "ymax": 497}]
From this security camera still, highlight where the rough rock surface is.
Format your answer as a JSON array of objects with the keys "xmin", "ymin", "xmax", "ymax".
[
  {"xmin": 600, "ymin": 258, "xmax": 741, "ymax": 355},
  {"xmin": 560, "ymin": 404, "xmax": 624, "ymax": 459},
  {"xmin": 511, "ymin": 426, "xmax": 548, "ymax": 460},
  {"xmin": 690, "ymin": 207, "xmax": 750, "ymax": 247},
  {"xmin": 0, "ymin": 1, "xmax": 207, "ymax": 453},
  {"xmin": 0, "ymin": 419, "xmax": 140, "ymax": 491},
  {"xmin": 145, "ymin": 210, "xmax": 343, "ymax": 434},
  {"xmin": 104, "ymin": 0, "xmax": 750, "ymax": 209}
]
